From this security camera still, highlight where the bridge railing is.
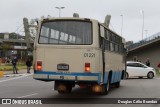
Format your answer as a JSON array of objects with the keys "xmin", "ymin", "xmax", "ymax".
[{"xmin": 127, "ymin": 32, "xmax": 160, "ymax": 50}]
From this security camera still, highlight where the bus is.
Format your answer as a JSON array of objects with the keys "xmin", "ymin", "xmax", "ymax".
[{"xmin": 33, "ymin": 15, "xmax": 126, "ymax": 94}]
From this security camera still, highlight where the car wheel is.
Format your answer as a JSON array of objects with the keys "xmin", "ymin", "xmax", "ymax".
[
  {"xmin": 147, "ymin": 72, "xmax": 154, "ymax": 79},
  {"xmin": 125, "ymin": 72, "xmax": 129, "ymax": 79}
]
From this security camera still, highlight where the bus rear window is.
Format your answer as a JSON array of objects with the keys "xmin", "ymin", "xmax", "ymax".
[{"xmin": 39, "ymin": 20, "xmax": 92, "ymax": 45}]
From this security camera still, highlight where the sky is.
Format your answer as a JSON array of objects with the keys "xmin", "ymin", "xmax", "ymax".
[{"xmin": 0, "ymin": 0, "xmax": 160, "ymax": 42}]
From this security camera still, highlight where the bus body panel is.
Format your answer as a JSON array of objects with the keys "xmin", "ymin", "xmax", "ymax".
[
  {"xmin": 33, "ymin": 18, "xmax": 126, "ymax": 93},
  {"xmin": 38, "ymin": 47, "xmax": 99, "ymax": 73},
  {"xmin": 34, "ymin": 19, "xmax": 105, "ymax": 83},
  {"xmin": 34, "ymin": 46, "xmax": 104, "ymax": 83},
  {"xmin": 104, "ymin": 51, "xmax": 125, "ymax": 83},
  {"xmin": 105, "ymin": 52, "xmax": 125, "ymax": 71}
]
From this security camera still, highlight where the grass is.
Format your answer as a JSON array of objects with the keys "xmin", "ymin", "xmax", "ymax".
[
  {"xmin": 156, "ymin": 69, "xmax": 160, "ymax": 76},
  {"xmin": 0, "ymin": 63, "xmax": 27, "ymax": 71}
]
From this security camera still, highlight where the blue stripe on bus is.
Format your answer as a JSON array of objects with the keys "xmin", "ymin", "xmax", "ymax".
[
  {"xmin": 34, "ymin": 70, "xmax": 101, "ymax": 76},
  {"xmin": 34, "ymin": 70, "xmax": 102, "ymax": 83},
  {"xmin": 111, "ymin": 71, "xmax": 122, "ymax": 83},
  {"xmin": 34, "ymin": 70, "xmax": 122, "ymax": 84},
  {"xmin": 103, "ymin": 72, "xmax": 109, "ymax": 84}
]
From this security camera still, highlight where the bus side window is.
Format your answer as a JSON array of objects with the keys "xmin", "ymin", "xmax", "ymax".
[
  {"xmin": 99, "ymin": 37, "xmax": 103, "ymax": 49},
  {"xmin": 110, "ymin": 42, "xmax": 115, "ymax": 51},
  {"xmin": 100, "ymin": 25, "xmax": 105, "ymax": 37},
  {"xmin": 105, "ymin": 40, "xmax": 110, "ymax": 51},
  {"xmin": 99, "ymin": 25, "xmax": 105, "ymax": 48},
  {"xmin": 105, "ymin": 30, "xmax": 110, "ymax": 40},
  {"xmin": 108, "ymin": 31, "xmax": 112, "ymax": 41},
  {"xmin": 115, "ymin": 44, "xmax": 119, "ymax": 52}
]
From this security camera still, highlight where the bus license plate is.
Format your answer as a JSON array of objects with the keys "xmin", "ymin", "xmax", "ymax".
[{"xmin": 57, "ymin": 64, "xmax": 69, "ymax": 70}]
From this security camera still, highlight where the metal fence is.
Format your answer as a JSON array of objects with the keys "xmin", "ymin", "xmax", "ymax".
[{"xmin": 127, "ymin": 32, "xmax": 160, "ymax": 50}]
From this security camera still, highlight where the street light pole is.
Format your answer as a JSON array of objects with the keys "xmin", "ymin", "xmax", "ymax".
[
  {"xmin": 140, "ymin": 10, "xmax": 144, "ymax": 40},
  {"xmin": 55, "ymin": 7, "xmax": 65, "ymax": 17},
  {"xmin": 145, "ymin": 30, "xmax": 148, "ymax": 38},
  {"xmin": 120, "ymin": 15, "xmax": 123, "ymax": 36}
]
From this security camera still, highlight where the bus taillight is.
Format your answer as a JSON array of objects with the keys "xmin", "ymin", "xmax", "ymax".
[
  {"xmin": 85, "ymin": 63, "xmax": 90, "ymax": 72},
  {"xmin": 37, "ymin": 61, "xmax": 42, "ymax": 71}
]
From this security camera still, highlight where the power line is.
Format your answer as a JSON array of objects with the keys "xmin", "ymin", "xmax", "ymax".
[
  {"xmin": 110, "ymin": 22, "xmax": 115, "ymax": 32},
  {"xmin": 15, "ymin": 23, "xmax": 23, "ymax": 33}
]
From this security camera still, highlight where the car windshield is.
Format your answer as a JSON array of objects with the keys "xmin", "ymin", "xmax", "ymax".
[{"xmin": 39, "ymin": 20, "xmax": 92, "ymax": 45}]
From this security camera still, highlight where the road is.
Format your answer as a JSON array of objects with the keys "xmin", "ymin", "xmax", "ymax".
[{"xmin": 0, "ymin": 73, "xmax": 160, "ymax": 107}]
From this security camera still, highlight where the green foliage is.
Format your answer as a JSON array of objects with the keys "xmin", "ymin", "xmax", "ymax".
[
  {"xmin": 0, "ymin": 33, "xmax": 4, "ymax": 39},
  {"xmin": 0, "ymin": 64, "xmax": 27, "ymax": 71},
  {"xmin": 156, "ymin": 69, "xmax": 160, "ymax": 76},
  {"xmin": 9, "ymin": 33, "xmax": 17, "ymax": 39},
  {"xmin": 0, "ymin": 32, "xmax": 19, "ymax": 39},
  {"xmin": 0, "ymin": 44, "xmax": 12, "ymax": 50}
]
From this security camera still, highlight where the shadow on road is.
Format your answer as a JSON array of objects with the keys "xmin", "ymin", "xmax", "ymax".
[
  {"xmin": 48, "ymin": 84, "xmax": 124, "ymax": 98},
  {"xmin": 38, "ymin": 85, "xmax": 125, "ymax": 104}
]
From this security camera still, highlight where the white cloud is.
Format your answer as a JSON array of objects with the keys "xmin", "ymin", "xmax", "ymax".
[{"xmin": 0, "ymin": 0, "xmax": 160, "ymax": 42}]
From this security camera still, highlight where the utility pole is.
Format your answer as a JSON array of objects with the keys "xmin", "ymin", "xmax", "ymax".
[
  {"xmin": 23, "ymin": 18, "xmax": 38, "ymax": 50},
  {"xmin": 120, "ymin": 15, "xmax": 123, "ymax": 37},
  {"xmin": 140, "ymin": 10, "xmax": 144, "ymax": 40},
  {"xmin": 23, "ymin": 18, "xmax": 32, "ymax": 50},
  {"xmin": 145, "ymin": 30, "xmax": 148, "ymax": 38}
]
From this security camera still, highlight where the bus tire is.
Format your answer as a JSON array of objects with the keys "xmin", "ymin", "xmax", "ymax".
[
  {"xmin": 121, "ymin": 70, "xmax": 125, "ymax": 79},
  {"xmin": 115, "ymin": 81, "xmax": 120, "ymax": 88},
  {"xmin": 104, "ymin": 79, "xmax": 110, "ymax": 95},
  {"xmin": 66, "ymin": 85, "xmax": 72, "ymax": 93},
  {"xmin": 125, "ymin": 72, "xmax": 129, "ymax": 79},
  {"xmin": 57, "ymin": 84, "xmax": 72, "ymax": 94},
  {"xmin": 58, "ymin": 90, "xmax": 65, "ymax": 94}
]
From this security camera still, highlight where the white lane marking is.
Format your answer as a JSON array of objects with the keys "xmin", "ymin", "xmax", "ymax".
[
  {"xmin": 17, "ymin": 93, "xmax": 38, "ymax": 98},
  {"xmin": 0, "ymin": 74, "xmax": 32, "ymax": 83}
]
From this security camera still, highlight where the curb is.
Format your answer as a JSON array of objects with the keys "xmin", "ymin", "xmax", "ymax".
[{"xmin": 4, "ymin": 73, "xmax": 33, "ymax": 77}]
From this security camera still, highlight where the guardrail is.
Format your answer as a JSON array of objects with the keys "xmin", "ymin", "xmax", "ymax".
[{"xmin": 127, "ymin": 32, "xmax": 160, "ymax": 50}]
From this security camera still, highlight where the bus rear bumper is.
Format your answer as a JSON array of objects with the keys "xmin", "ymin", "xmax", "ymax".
[{"xmin": 33, "ymin": 71, "xmax": 102, "ymax": 83}]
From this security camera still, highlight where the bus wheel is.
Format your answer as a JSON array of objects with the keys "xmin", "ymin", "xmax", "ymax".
[
  {"xmin": 115, "ymin": 81, "xmax": 120, "ymax": 88},
  {"xmin": 125, "ymin": 72, "xmax": 129, "ymax": 79},
  {"xmin": 57, "ymin": 84, "xmax": 67, "ymax": 94},
  {"xmin": 66, "ymin": 85, "xmax": 72, "ymax": 93},
  {"xmin": 103, "ymin": 80, "xmax": 110, "ymax": 95},
  {"xmin": 57, "ymin": 84, "xmax": 72, "ymax": 94},
  {"xmin": 58, "ymin": 90, "xmax": 65, "ymax": 94}
]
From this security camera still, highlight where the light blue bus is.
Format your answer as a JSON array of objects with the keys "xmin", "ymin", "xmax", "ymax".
[{"xmin": 33, "ymin": 16, "xmax": 126, "ymax": 94}]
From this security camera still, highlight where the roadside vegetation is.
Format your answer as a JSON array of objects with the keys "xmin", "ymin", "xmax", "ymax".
[
  {"xmin": 0, "ymin": 62, "xmax": 27, "ymax": 71},
  {"xmin": 156, "ymin": 69, "xmax": 160, "ymax": 76}
]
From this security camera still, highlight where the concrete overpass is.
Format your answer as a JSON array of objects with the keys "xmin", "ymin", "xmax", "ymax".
[
  {"xmin": 127, "ymin": 32, "xmax": 160, "ymax": 69},
  {"xmin": 0, "ymin": 33, "xmax": 34, "ymax": 59}
]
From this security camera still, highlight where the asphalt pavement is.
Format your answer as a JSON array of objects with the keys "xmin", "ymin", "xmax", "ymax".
[{"xmin": 0, "ymin": 70, "xmax": 160, "ymax": 107}]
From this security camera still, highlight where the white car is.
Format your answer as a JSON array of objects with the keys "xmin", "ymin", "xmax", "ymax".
[{"xmin": 126, "ymin": 61, "xmax": 156, "ymax": 79}]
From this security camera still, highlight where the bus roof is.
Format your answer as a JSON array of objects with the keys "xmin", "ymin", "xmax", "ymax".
[
  {"xmin": 41, "ymin": 17, "xmax": 98, "ymax": 22},
  {"xmin": 40, "ymin": 17, "xmax": 125, "ymax": 43}
]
